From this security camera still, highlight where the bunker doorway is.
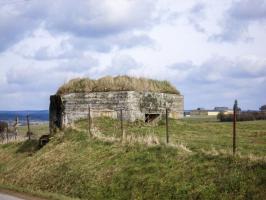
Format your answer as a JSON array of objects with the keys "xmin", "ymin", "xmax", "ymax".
[
  {"xmin": 49, "ymin": 95, "xmax": 64, "ymax": 130},
  {"xmin": 145, "ymin": 114, "xmax": 160, "ymax": 123}
]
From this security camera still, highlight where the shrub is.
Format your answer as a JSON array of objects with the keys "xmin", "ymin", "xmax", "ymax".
[
  {"xmin": 259, "ymin": 105, "xmax": 266, "ymax": 111},
  {"xmin": 0, "ymin": 121, "xmax": 8, "ymax": 132},
  {"xmin": 217, "ymin": 111, "xmax": 266, "ymax": 122}
]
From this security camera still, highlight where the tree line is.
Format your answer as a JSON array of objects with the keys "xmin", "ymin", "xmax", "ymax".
[{"xmin": 217, "ymin": 105, "xmax": 266, "ymax": 122}]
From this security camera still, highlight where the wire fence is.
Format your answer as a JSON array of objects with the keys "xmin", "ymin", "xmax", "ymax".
[
  {"xmin": 82, "ymin": 108, "xmax": 217, "ymax": 152},
  {"xmin": 79, "ymin": 106, "xmax": 261, "ymax": 155},
  {"xmin": 1, "ymin": 106, "xmax": 262, "ymax": 156},
  {"xmin": 0, "ymin": 115, "xmax": 48, "ymax": 144}
]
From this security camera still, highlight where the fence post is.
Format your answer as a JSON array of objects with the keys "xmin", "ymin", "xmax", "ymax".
[
  {"xmin": 6, "ymin": 129, "xmax": 8, "ymax": 143},
  {"xmin": 88, "ymin": 106, "xmax": 92, "ymax": 137},
  {"xmin": 27, "ymin": 115, "xmax": 31, "ymax": 140},
  {"xmin": 233, "ymin": 100, "xmax": 237, "ymax": 155},
  {"xmin": 166, "ymin": 108, "xmax": 169, "ymax": 143},
  {"xmin": 120, "ymin": 109, "xmax": 124, "ymax": 141},
  {"xmin": 14, "ymin": 116, "xmax": 18, "ymax": 140}
]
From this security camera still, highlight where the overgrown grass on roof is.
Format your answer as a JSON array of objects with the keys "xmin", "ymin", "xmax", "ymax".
[{"xmin": 57, "ymin": 75, "xmax": 180, "ymax": 95}]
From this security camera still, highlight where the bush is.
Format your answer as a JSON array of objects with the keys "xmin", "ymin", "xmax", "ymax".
[
  {"xmin": 0, "ymin": 121, "xmax": 8, "ymax": 132},
  {"xmin": 259, "ymin": 105, "xmax": 266, "ymax": 111},
  {"xmin": 217, "ymin": 111, "xmax": 266, "ymax": 122}
]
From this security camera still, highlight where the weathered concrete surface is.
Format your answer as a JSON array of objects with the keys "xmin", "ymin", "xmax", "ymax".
[{"xmin": 50, "ymin": 91, "xmax": 184, "ymax": 128}]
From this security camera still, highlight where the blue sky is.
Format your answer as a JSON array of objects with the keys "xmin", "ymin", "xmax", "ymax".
[{"xmin": 0, "ymin": 0, "xmax": 265, "ymax": 110}]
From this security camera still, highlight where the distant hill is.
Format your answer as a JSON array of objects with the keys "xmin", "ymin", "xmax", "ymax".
[{"xmin": 0, "ymin": 110, "xmax": 48, "ymax": 123}]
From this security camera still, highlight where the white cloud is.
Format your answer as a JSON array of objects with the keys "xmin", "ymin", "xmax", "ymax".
[
  {"xmin": 168, "ymin": 56, "xmax": 266, "ymax": 109},
  {"xmin": 0, "ymin": 0, "xmax": 265, "ymax": 110},
  {"xmin": 0, "ymin": 0, "xmax": 159, "ymax": 52},
  {"xmin": 211, "ymin": 0, "xmax": 266, "ymax": 42},
  {"xmin": 45, "ymin": 0, "xmax": 158, "ymax": 37},
  {"xmin": 188, "ymin": 2, "xmax": 206, "ymax": 33},
  {"xmin": 0, "ymin": 3, "xmax": 40, "ymax": 51}
]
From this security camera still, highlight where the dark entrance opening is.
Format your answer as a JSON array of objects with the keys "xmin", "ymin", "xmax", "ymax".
[
  {"xmin": 145, "ymin": 114, "xmax": 160, "ymax": 123},
  {"xmin": 49, "ymin": 95, "xmax": 64, "ymax": 132}
]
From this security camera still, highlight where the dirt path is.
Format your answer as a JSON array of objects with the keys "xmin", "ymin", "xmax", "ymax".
[
  {"xmin": 0, "ymin": 189, "xmax": 47, "ymax": 200},
  {"xmin": 0, "ymin": 192, "xmax": 25, "ymax": 200}
]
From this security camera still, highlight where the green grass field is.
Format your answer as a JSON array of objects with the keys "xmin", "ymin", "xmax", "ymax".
[
  {"xmin": 17, "ymin": 123, "xmax": 49, "ymax": 138},
  {"xmin": 0, "ymin": 117, "xmax": 265, "ymax": 199},
  {"xmin": 76, "ymin": 117, "xmax": 266, "ymax": 157}
]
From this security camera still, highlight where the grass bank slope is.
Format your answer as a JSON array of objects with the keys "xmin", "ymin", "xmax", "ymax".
[{"xmin": 0, "ymin": 119, "xmax": 265, "ymax": 199}]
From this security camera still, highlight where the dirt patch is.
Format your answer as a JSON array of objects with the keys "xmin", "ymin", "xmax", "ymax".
[{"xmin": 0, "ymin": 188, "xmax": 47, "ymax": 200}]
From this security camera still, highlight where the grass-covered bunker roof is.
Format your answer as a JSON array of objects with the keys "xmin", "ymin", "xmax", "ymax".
[{"xmin": 57, "ymin": 76, "xmax": 180, "ymax": 95}]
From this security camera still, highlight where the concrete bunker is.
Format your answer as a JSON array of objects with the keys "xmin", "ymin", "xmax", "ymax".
[{"xmin": 50, "ymin": 76, "xmax": 184, "ymax": 129}]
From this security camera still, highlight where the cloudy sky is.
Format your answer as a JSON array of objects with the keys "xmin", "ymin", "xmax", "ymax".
[{"xmin": 0, "ymin": 0, "xmax": 265, "ymax": 110}]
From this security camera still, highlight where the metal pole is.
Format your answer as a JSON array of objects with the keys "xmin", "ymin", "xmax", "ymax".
[
  {"xmin": 27, "ymin": 115, "xmax": 31, "ymax": 140},
  {"xmin": 233, "ymin": 100, "xmax": 237, "ymax": 155},
  {"xmin": 166, "ymin": 108, "xmax": 169, "ymax": 143}
]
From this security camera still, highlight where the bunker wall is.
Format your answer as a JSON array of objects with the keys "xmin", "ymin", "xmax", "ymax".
[{"xmin": 50, "ymin": 91, "xmax": 183, "ymax": 129}]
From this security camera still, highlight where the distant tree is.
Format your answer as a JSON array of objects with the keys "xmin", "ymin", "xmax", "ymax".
[
  {"xmin": 217, "ymin": 112, "xmax": 223, "ymax": 121},
  {"xmin": 217, "ymin": 111, "xmax": 266, "ymax": 122},
  {"xmin": 260, "ymin": 105, "xmax": 266, "ymax": 111},
  {"xmin": 233, "ymin": 100, "xmax": 241, "ymax": 113}
]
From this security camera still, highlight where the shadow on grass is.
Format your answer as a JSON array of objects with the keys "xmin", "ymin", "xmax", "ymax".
[{"xmin": 16, "ymin": 140, "xmax": 39, "ymax": 154}]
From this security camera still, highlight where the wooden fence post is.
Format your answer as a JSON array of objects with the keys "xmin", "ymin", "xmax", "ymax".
[
  {"xmin": 15, "ymin": 116, "xmax": 18, "ymax": 140},
  {"xmin": 6, "ymin": 129, "xmax": 8, "ymax": 143},
  {"xmin": 166, "ymin": 108, "xmax": 169, "ymax": 143},
  {"xmin": 88, "ymin": 106, "xmax": 92, "ymax": 137},
  {"xmin": 233, "ymin": 100, "xmax": 237, "ymax": 155},
  {"xmin": 120, "ymin": 109, "xmax": 124, "ymax": 141},
  {"xmin": 27, "ymin": 115, "xmax": 31, "ymax": 140}
]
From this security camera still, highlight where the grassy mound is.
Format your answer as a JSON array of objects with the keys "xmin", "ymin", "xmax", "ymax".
[
  {"xmin": 57, "ymin": 75, "xmax": 180, "ymax": 95},
  {"xmin": 0, "ymin": 118, "xmax": 266, "ymax": 199}
]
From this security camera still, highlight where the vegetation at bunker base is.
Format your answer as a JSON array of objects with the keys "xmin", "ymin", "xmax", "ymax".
[
  {"xmin": 0, "ymin": 118, "xmax": 265, "ymax": 199},
  {"xmin": 56, "ymin": 75, "xmax": 180, "ymax": 95}
]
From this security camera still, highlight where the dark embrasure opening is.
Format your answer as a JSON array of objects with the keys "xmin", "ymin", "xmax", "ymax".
[{"xmin": 145, "ymin": 114, "xmax": 160, "ymax": 123}]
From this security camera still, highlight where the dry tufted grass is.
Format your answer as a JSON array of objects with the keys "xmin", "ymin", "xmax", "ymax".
[{"xmin": 57, "ymin": 75, "xmax": 180, "ymax": 95}]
